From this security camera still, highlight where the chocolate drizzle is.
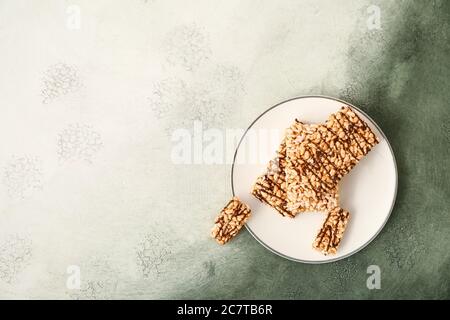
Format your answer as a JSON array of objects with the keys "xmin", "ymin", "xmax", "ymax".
[
  {"xmin": 253, "ymin": 175, "xmax": 294, "ymax": 217},
  {"xmin": 314, "ymin": 207, "xmax": 350, "ymax": 254}
]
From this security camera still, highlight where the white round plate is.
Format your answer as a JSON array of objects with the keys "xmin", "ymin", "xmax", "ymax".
[{"xmin": 232, "ymin": 96, "xmax": 397, "ymax": 263}]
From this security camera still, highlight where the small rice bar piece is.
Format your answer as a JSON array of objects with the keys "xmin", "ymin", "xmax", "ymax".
[{"xmin": 211, "ymin": 197, "xmax": 251, "ymax": 245}]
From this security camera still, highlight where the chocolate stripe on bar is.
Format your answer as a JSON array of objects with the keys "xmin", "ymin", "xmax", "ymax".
[{"xmin": 313, "ymin": 207, "xmax": 350, "ymax": 255}]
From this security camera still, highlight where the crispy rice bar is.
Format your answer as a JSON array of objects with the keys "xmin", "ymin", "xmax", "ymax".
[
  {"xmin": 252, "ymin": 123, "xmax": 340, "ymax": 216},
  {"xmin": 251, "ymin": 138, "xmax": 293, "ymax": 217},
  {"xmin": 285, "ymin": 107, "xmax": 378, "ymax": 214},
  {"xmin": 211, "ymin": 197, "xmax": 251, "ymax": 245},
  {"xmin": 313, "ymin": 207, "xmax": 350, "ymax": 255}
]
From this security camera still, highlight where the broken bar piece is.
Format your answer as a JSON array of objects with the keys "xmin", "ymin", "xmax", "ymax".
[{"xmin": 211, "ymin": 197, "xmax": 251, "ymax": 245}]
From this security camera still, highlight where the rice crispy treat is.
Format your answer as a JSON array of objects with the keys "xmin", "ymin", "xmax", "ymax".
[
  {"xmin": 284, "ymin": 121, "xmax": 340, "ymax": 214},
  {"xmin": 313, "ymin": 207, "xmax": 350, "ymax": 255},
  {"xmin": 251, "ymin": 138, "xmax": 294, "ymax": 217},
  {"xmin": 211, "ymin": 197, "xmax": 251, "ymax": 245}
]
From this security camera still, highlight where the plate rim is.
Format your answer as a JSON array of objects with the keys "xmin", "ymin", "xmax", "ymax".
[{"xmin": 231, "ymin": 95, "xmax": 398, "ymax": 264}]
